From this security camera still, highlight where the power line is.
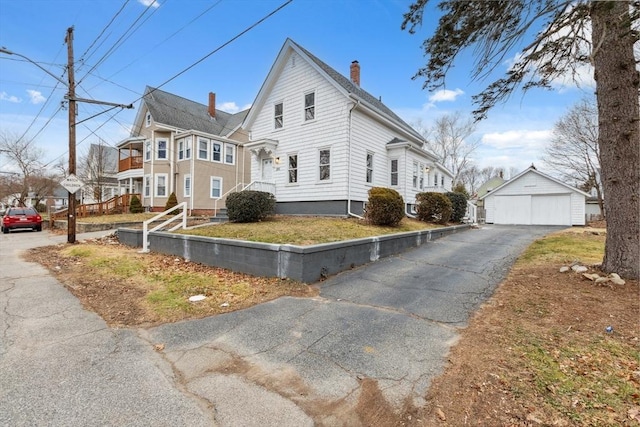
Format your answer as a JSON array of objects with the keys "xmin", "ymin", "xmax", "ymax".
[{"xmin": 77, "ymin": 0, "xmax": 130, "ymax": 66}]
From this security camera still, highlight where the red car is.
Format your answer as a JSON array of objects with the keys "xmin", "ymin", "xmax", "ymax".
[{"xmin": 1, "ymin": 207, "xmax": 42, "ymax": 233}]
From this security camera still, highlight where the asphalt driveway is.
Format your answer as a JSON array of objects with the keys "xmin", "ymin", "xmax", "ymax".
[{"xmin": 0, "ymin": 225, "xmax": 559, "ymax": 426}]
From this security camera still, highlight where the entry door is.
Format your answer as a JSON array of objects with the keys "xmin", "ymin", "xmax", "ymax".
[{"xmin": 261, "ymin": 158, "xmax": 273, "ymax": 180}]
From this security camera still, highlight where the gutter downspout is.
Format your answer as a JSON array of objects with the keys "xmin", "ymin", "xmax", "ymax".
[{"xmin": 347, "ymin": 100, "xmax": 363, "ymax": 219}]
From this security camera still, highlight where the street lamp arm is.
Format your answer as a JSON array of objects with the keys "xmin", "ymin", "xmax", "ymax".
[{"xmin": 0, "ymin": 47, "xmax": 68, "ymax": 87}]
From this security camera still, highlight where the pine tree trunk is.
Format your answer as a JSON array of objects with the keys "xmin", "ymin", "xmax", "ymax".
[{"xmin": 591, "ymin": 1, "xmax": 640, "ymax": 279}]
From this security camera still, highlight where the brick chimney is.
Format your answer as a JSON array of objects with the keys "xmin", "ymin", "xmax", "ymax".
[
  {"xmin": 208, "ymin": 92, "xmax": 216, "ymax": 118},
  {"xmin": 350, "ymin": 60, "xmax": 360, "ymax": 86}
]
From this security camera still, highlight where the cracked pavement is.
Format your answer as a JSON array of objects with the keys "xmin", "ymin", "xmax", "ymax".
[{"xmin": 0, "ymin": 225, "xmax": 559, "ymax": 425}]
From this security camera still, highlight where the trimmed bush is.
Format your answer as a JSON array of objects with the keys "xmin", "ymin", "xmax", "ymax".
[
  {"xmin": 416, "ymin": 192, "xmax": 452, "ymax": 224},
  {"xmin": 226, "ymin": 190, "xmax": 276, "ymax": 223},
  {"xmin": 446, "ymin": 191, "xmax": 468, "ymax": 223},
  {"xmin": 164, "ymin": 192, "xmax": 178, "ymax": 212},
  {"xmin": 129, "ymin": 194, "xmax": 143, "ymax": 213},
  {"xmin": 452, "ymin": 182, "xmax": 470, "ymax": 199},
  {"xmin": 365, "ymin": 187, "xmax": 405, "ymax": 227}
]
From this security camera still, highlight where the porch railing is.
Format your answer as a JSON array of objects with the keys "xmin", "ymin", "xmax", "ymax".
[
  {"xmin": 118, "ymin": 155, "xmax": 143, "ymax": 172},
  {"xmin": 51, "ymin": 193, "xmax": 141, "ymax": 220}
]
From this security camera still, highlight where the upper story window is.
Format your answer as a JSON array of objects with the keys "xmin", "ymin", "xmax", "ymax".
[
  {"xmin": 304, "ymin": 92, "xmax": 315, "ymax": 121},
  {"xmin": 185, "ymin": 137, "xmax": 192, "ymax": 159},
  {"xmin": 288, "ymin": 154, "xmax": 298, "ymax": 183},
  {"xmin": 178, "ymin": 139, "xmax": 185, "ymax": 160},
  {"xmin": 224, "ymin": 144, "xmax": 235, "ymax": 165},
  {"xmin": 390, "ymin": 159, "xmax": 398, "ymax": 186},
  {"xmin": 156, "ymin": 139, "xmax": 167, "ymax": 160},
  {"xmin": 366, "ymin": 152, "xmax": 374, "ymax": 183},
  {"xmin": 144, "ymin": 141, "xmax": 151, "ymax": 162},
  {"xmin": 198, "ymin": 137, "xmax": 209, "ymax": 160},
  {"xmin": 274, "ymin": 102, "xmax": 283, "ymax": 129},
  {"xmin": 441, "ymin": 175, "xmax": 445, "ymax": 187},
  {"xmin": 145, "ymin": 112, "xmax": 151, "ymax": 127},
  {"xmin": 319, "ymin": 148, "xmax": 330, "ymax": 181},
  {"xmin": 212, "ymin": 142, "xmax": 221, "ymax": 162}
]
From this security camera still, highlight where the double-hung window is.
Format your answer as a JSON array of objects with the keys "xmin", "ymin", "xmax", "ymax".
[
  {"xmin": 224, "ymin": 144, "xmax": 235, "ymax": 164},
  {"xmin": 212, "ymin": 142, "xmax": 221, "ymax": 162},
  {"xmin": 155, "ymin": 173, "xmax": 167, "ymax": 197},
  {"xmin": 185, "ymin": 137, "xmax": 192, "ymax": 159},
  {"xmin": 412, "ymin": 161, "xmax": 419, "ymax": 188},
  {"xmin": 144, "ymin": 175, "xmax": 151, "ymax": 197},
  {"xmin": 319, "ymin": 148, "xmax": 330, "ymax": 181},
  {"xmin": 184, "ymin": 174, "xmax": 191, "ymax": 197},
  {"xmin": 144, "ymin": 141, "xmax": 151, "ymax": 161},
  {"xmin": 274, "ymin": 102, "xmax": 283, "ymax": 129},
  {"xmin": 145, "ymin": 112, "xmax": 151, "ymax": 127},
  {"xmin": 390, "ymin": 159, "xmax": 398, "ymax": 186},
  {"xmin": 304, "ymin": 92, "xmax": 315, "ymax": 121},
  {"xmin": 288, "ymin": 154, "xmax": 298, "ymax": 183},
  {"xmin": 178, "ymin": 139, "xmax": 184, "ymax": 160},
  {"xmin": 198, "ymin": 138, "xmax": 209, "ymax": 160},
  {"xmin": 366, "ymin": 152, "xmax": 374, "ymax": 183},
  {"xmin": 419, "ymin": 163, "xmax": 425, "ymax": 190},
  {"xmin": 210, "ymin": 177, "xmax": 222, "ymax": 198},
  {"xmin": 156, "ymin": 139, "xmax": 167, "ymax": 160}
]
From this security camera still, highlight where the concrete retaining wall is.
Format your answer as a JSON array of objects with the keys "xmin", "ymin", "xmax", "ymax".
[{"xmin": 117, "ymin": 224, "xmax": 470, "ymax": 283}]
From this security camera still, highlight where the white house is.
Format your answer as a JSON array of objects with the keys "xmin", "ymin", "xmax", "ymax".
[
  {"xmin": 242, "ymin": 38, "xmax": 452, "ymax": 217},
  {"xmin": 480, "ymin": 166, "xmax": 589, "ymax": 225}
]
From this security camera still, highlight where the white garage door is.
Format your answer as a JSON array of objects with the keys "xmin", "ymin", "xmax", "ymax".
[
  {"xmin": 531, "ymin": 194, "xmax": 571, "ymax": 225},
  {"xmin": 492, "ymin": 194, "xmax": 572, "ymax": 225}
]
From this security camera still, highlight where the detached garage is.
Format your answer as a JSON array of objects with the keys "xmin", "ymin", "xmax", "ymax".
[{"xmin": 480, "ymin": 166, "xmax": 589, "ymax": 226}]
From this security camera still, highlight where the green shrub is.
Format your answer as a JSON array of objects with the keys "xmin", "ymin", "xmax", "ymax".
[
  {"xmin": 416, "ymin": 192, "xmax": 452, "ymax": 224},
  {"xmin": 364, "ymin": 187, "xmax": 405, "ymax": 226},
  {"xmin": 226, "ymin": 190, "xmax": 276, "ymax": 223},
  {"xmin": 164, "ymin": 192, "xmax": 178, "ymax": 212},
  {"xmin": 446, "ymin": 191, "xmax": 468, "ymax": 223},
  {"xmin": 452, "ymin": 182, "xmax": 470, "ymax": 199},
  {"xmin": 129, "ymin": 194, "xmax": 143, "ymax": 213}
]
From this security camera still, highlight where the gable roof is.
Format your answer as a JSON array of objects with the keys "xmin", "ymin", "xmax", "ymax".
[
  {"xmin": 88, "ymin": 143, "xmax": 118, "ymax": 172},
  {"xmin": 136, "ymin": 86, "xmax": 248, "ymax": 138},
  {"xmin": 243, "ymin": 38, "xmax": 427, "ymax": 144},
  {"xmin": 478, "ymin": 166, "xmax": 591, "ymax": 200}
]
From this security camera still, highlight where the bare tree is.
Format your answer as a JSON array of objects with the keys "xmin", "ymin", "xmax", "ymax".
[
  {"xmin": 0, "ymin": 130, "xmax": 46, "ymax": 206},
  {"xmin": 480, "ymin": 166, "xmax": 505, "ymax": 183},
  {"xmin": 508, "ymin": 166, "xmax": 520, "ymax": 179},
  {"xmin": 459, "ymin": 164, "xmax": 482, "ymax": 195},
  {"xmin": 403, "ymin": 1, "xmax": 639, "ymax": 278},
  {"xmin": 424, "ymin": 112, "xmax": 480, "ymax": 185},
  {"xmin": 79, "ymin": 142, "xmax": 117, "ymax": 204},
  {"xmin": 544, "ymin": 98, "xmax": 603, "ymax": 216}
]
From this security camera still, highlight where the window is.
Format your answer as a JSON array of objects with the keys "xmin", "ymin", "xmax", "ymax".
[
  {"xmin": 412, "ymin": 161, "xmax": 419, "ymax": 188},
  {"xmin": 155, "ymin": 174, "xmax": 167, "ymax": 197},
  {"xmin": 441, "ymin": 175, "xmax": 444, "ymax": 187},
  {"xmin": 145, "ymin": 112, "xmax": 151, "ymax": 127},
  {"xmin": 419, "ymin": 163, "xmax": 425, "ymax": 190},
  {"xmin": 210, "ymin": 177, "xmax": 222, "ymax": 198},
  {"xmin": 144, "ymin": 141, "xmax": 151, "ymax": 161},
  {"xmin": 434, "ymin": 173, "xmax": 439, "ymax": 187},
  {"xmin": 185, "ymin": 137, "xmax": 192, "ymax": 159},
  {"xmin": 198, "ymin": 138, "xmax": 209, "ymax": 160},
  {"xmin": 144, "ymin": 175, "xmax": 150, "ymax": 197},
  {"xmin": 178, "ymin": 139, "xmax": 184, "ymax": 160},
  {"xmin": 274, "ymin": 102, "xmax": 283, "ymax": 129},
  {"xmin": 288, "ymin": 154, "xmax": 298, "ymax": 183},
  {"xmin": 304, "ymin": 92, "xmax": 315, "ymax": 121},
  {"xmin": 366, "ymin": 152, "xmax": 374, "ymax": 183},
  {"xmin": 212, "ymin": 142, "xmax": 221, "ymax": 162},
  {"xmin": 156, "ymin": 139, "xmax": 167, "ymax": 160},
  {"xmin": 184, "ymin": 174, "xmax": 191, "ymax": 197},
  {"xmin": 390, "ymin": 159, "xmax": 398, "ymax": 186},
  {"xmin": 319, "ymin": 149, "xmax": 330, "ymax": 181},
  {"xmin": 224, "ymin": 144, "xmax": 235, "ymax": 164}
]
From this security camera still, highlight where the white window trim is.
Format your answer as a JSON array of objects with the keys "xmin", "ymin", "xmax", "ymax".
[
  {"xmin": 288, "ymin": 153, "xmax": 298, "ymax": 184},
  {"xmin": 210, "ymin": 176, "xmax": 223, "ymax": 199},
  {"xmin": 145, "ymin": 112, "xmax": 151, "ymax": 128},
  {"xmin": 303, "ymin": 90, "xmax": 316, "ymax": 122},
  {"xmin": 211, "ymin": 141, "xmax": 222, "ymax": 163},
  {"xmin": 318, "ymin": 147, "xmax": 331, "ymax": 182},
  {"xmin": 155, "ymin": 173, "xmax": 168, "ymax": 197},
  {"xmin": 144, "ymin": 141, "xmax": 151, "ymax": 162},
  {"xmin": 224, "ymin": 143, "xmax": 235, "ymax": 165},
  {"xmin": 366, "ymin": 152, "xmax": 374, "ymax": 184},
  {"xmin": 155, "ymin": 138, "xmax": 168, "ymax": 161},
  {"xmin": 390, "ymin": 159, "xmax": 399, "ymax": 186},
  {"xmin": 185, "ymin": 137, "xmax": 192, "ymax": 160},
  {"xmin": 274, "ymin": 101, "xmax": 284, "ymax": 130},
  {"xmin": 143, "ymin": 174, "xmax": 151, "ymax": 197},
  {"xmin": 184, "ymin": 174, "xmax": 191, "ymax": 198},
  {"xmin": 198, "ymin": 137, "xmax": 209, "ymax": 160},
  {"xmin": 178, "ymin": 139, "xmax": 185, "ymax": 161},
  {"xmin": 412, "ymin": 161, "xmax": 419, "ymax": 189}
]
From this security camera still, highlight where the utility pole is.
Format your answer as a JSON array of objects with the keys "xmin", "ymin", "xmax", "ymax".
[{"xmin": 66, "ymin": 27, "xmax": 77, "ymax": 243}]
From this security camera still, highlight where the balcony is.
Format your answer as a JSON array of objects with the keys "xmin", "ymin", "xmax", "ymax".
[{"xmin": 119, "ymin": 155, "xmax": 143, "ymax": 172}]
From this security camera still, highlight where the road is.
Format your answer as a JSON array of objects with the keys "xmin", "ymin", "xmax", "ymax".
[{"xmin": 0, "ymin": 225, "xmax": 559, "ymax": 425}]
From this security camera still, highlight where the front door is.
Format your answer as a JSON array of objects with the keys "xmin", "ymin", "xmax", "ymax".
[{"xmin": 261, "ymin": 158, "xmax": 273, "ymax": 181}]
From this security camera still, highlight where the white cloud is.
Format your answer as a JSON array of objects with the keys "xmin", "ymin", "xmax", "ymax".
[
  {"xmin": 0, "ymin": 91, "xmax": 21, "ymax": 103},
  {"xmin": 482, "ymin": 129, "xmax": 551, "ymax": 150},
  {"xmin": 218, "ymin": 101, "xmax": 252, "ymax": 114},
  {"xmin": 138, "ymin": 0, "xmax": 160, "ymax": 8},
  {"xmin": 428, "ymin": 88, "xmax": 464, "ymax": 103},
  {"xmin": 26, "ymin": 90, "xmax": 46, "ymax": 104}
]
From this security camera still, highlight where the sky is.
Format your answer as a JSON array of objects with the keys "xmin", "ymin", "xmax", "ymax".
[{"xmin": 0, "ymin": 0, "xmax": 596, "ymax": 178}]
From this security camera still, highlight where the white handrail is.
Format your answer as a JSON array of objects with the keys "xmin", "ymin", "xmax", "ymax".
[
  {"xmin": 465, "ymin": 200, "xmax": 478, "ymax": 225},
  {"xmin": 213, "ymin": 182, "xmax": 246, "ymax": 218},
  {"xmin": 211, "ymin": 181, "xmax": 276, "ymax": 219},
  {"xmin": 140, "ymin": 202, "xmax": 187, "ymax": 253}
]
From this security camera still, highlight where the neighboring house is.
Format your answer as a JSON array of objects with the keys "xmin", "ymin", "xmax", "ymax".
[
  {"xmin": 474, "ymin": 175, "xmax": 506, "ymax": 209},
  {"xmin": 480, "ymin": 165, "xmax": 589, "ymax": 226},
  {"xmin": 80, "ymin": 143, "xmax": 119, "ymax": 205},
  {"xmin": 116, "ymin": 87, "xmax": 251, "ymax": 214},
  {"xmin": 242, "ymin": 38, "xmax": 452, "ymax": 217}
]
